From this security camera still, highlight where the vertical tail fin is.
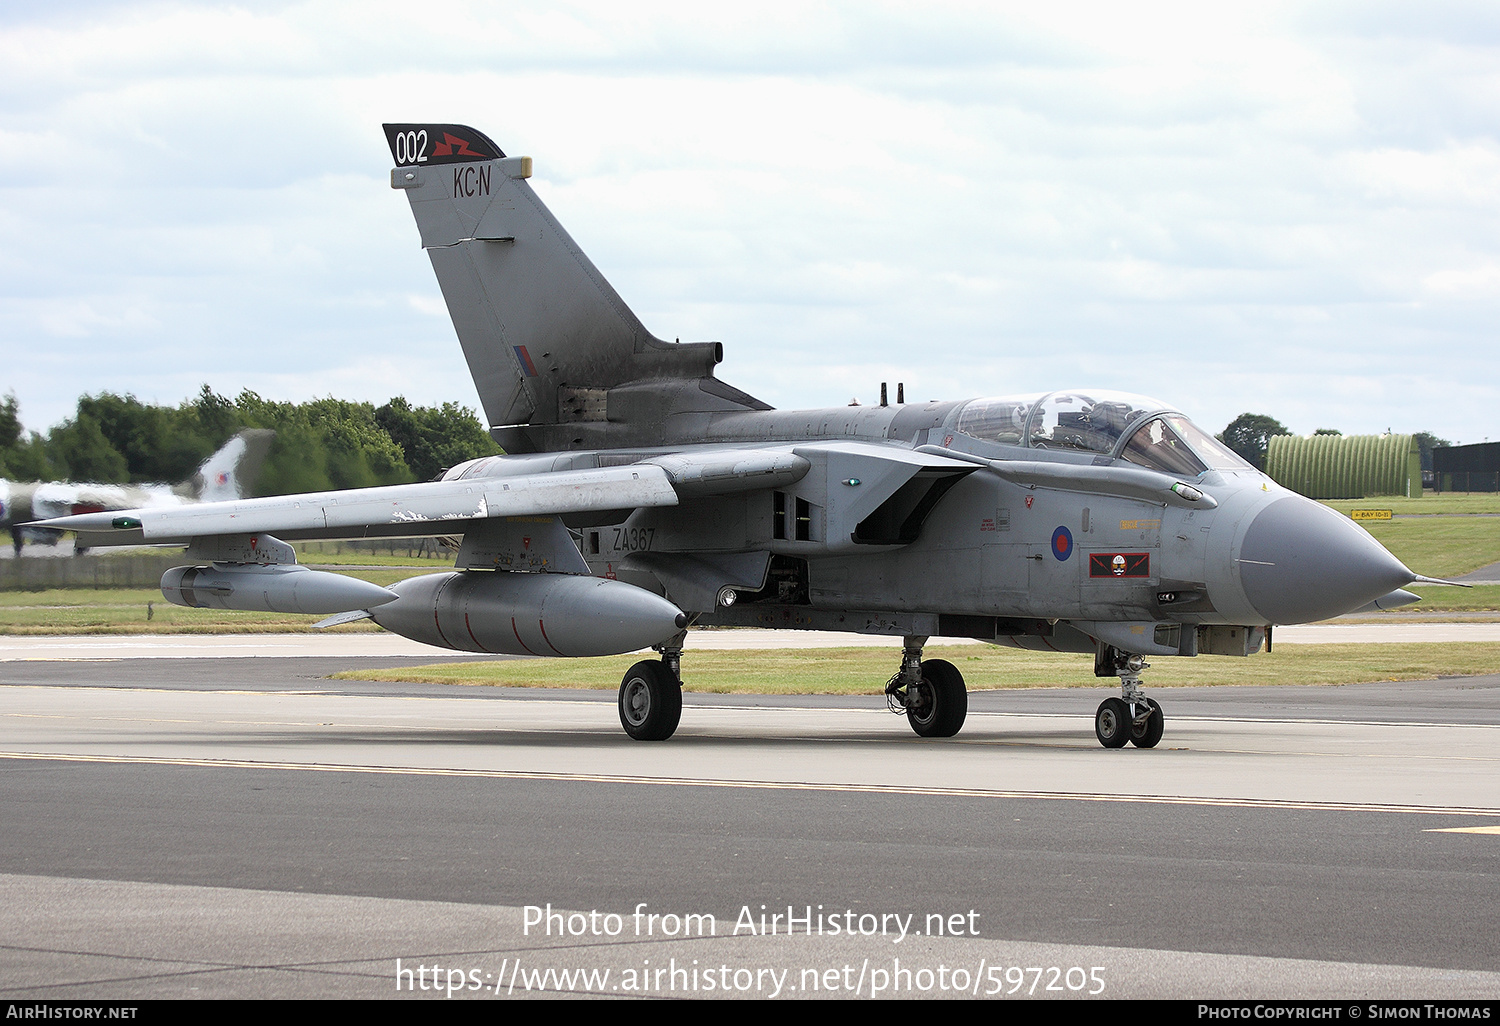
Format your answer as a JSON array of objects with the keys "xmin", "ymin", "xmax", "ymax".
[
  {"xmin": 384, "ymin": 123, "xmax": 727, "ymax": 435},
  {"xmin": 185, "ymin": 429, "xmax": 275, "ymax": 501}
]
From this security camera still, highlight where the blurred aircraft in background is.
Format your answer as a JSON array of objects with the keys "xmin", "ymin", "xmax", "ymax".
[{"xmin": 5, "ymin": 429, "xmax": 273, "ymax": 555}]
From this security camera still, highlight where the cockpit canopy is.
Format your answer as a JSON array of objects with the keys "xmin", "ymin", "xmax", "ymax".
[{"xmin": 954, "ymin": 390, "xmax": 1253, "ymax": 476}]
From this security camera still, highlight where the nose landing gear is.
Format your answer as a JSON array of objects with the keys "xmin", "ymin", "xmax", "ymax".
[{"xmin": 1094, "ymin": 649, "xmax": 1164, "ymax": 749}]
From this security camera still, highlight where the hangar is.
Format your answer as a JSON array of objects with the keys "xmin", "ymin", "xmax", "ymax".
[{"xmin": 1264, "ymin": 434, "xmax": 1421, "ymax": 499}]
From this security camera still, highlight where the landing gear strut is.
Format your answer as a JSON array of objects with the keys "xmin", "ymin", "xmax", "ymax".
[
  {"xmin": 886, "ymin": 635, "xmax": 968, "ymax": 738},
  {"xmin": 617, "ymin": 630, "xmax": 685, "ymax": 741},
  {"xmin": 1094, "ymin": 648, "xmax": 1164, "ymax": 749}
]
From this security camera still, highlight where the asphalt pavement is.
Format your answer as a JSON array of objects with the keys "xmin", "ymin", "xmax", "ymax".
[{"xmin": 1, "ymin": 649, "xmax": 1496, "ymax": 1000}]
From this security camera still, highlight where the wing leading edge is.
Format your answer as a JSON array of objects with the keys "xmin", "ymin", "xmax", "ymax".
[{"xmin": 29, "ymin": 464, "xmax": 680, "ymax": 547}]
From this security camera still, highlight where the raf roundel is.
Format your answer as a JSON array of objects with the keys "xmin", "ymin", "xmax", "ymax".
[{"xmin": 1051, "ymin": 525, "xmax": 1073, "ymax": 561}]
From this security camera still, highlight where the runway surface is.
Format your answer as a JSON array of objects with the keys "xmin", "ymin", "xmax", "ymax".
[{"xmin": 1, "ymin": 648, "xmax": 1498, "ymax": 1000}]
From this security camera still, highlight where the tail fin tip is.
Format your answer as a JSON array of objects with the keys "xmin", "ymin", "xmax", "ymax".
[
  {"xmin": 189, "ymin": 429, "xmax": 275, "ymax": 501},
  {"xmin": 382, "ymin": 123, "xmax": 504, "ymax": 167}
]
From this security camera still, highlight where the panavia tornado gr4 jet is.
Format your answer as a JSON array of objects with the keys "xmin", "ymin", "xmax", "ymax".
[{"xmin": 34, "ymin": 122, "xmax": 1441, "ymax": 748}]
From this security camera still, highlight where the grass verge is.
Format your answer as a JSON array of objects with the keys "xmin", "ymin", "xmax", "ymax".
[
  {"xmin": 0, "ymin": 584, "xmax": 396, "ymax": 633},
  {"xmin": 1, "ymin": 583, "xmax": 1495, "ymax": 635},
  {"xmin": 1352, "ymin": 519, "xmax": 1500, "ymax": 578},
  {"xmin": 1405, "ymin": 583, "xmax": 1500, "ymax": 611},
  {"xmin": 1320, "ymin": 495, "xmax": 1500, "ymax": 516},
  {"xmin": 332, "ymin": 642, "xmax": 1500, "ymax": 694}
]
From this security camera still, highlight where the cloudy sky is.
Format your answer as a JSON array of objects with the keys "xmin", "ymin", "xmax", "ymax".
[{"xmin": 2, "ymin": 1, "xmax": 1497, "ymax": 444}]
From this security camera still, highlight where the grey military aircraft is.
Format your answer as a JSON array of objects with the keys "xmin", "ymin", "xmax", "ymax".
[
  {"xmin": 5, "ymin": 429, "xmax": 272, "ymax": 556},
  {"xmin": 33, "ymin": 122, "xmax": 1438, "ymax": 748}
]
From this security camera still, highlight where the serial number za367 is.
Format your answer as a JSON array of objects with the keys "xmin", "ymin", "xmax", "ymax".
[{"xmin": 610, "ymin": 527, "xmax": 655, "ymax": 553}]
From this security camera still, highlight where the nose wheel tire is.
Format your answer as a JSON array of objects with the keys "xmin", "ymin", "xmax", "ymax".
[
  {"xmin": 618, "ymin": 660, "xmax": 682, "ymax": 741},
  {"xmin": 907, "ymin": 659, "xmax": 968, "ymax": 738},
  {"xmin": 1095, "ymin": 697, "xmax": 1133, "ymax": 748},
  {"xmin": 1130, "ymin": 698, "xmax": 1164, "ymax": 748}
]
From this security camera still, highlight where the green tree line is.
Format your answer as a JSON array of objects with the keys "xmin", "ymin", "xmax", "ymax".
[{"xmin": 0, "ymin": 388, "xmax": 502, "ymax": 493}]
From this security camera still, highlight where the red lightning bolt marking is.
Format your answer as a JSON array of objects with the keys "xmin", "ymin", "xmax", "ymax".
[{"xmin": 432, "ymin": 132, "xmax": 482, "ymax": 158}]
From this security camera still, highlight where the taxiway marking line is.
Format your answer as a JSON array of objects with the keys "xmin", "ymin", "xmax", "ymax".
[
  {"xmin": 1424, "ymin": 825, "xmax": 1500, "ymax": 834},
  {"xmin": 2, "ymin": 750, "xmax": 1498, "ymax": 818}
]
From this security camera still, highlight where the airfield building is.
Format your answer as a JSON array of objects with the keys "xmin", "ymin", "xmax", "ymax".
[
  {"xmin": 1264, "ymin": 433, "xmax": 1422, "ymax": 499},
  {"xmin": 1432, "ymin": 441, "xmax": 1500, "ymax": 493}
]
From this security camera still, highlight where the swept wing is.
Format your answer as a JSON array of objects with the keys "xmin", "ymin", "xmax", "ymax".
[{"xmin": 30, "ymin": 463, "xmax": 681, "ymax": 547}]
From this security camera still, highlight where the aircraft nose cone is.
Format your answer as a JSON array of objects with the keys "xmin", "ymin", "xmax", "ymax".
[{"xmin": 1238, "ymin": 496, "xmax": 1414, "ymax": 624}]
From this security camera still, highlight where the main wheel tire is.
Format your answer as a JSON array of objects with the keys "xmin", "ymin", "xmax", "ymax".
[
  {"xmin": 1095, "ymin": 697, "xmax": 1132, "ymax": 748},
  {"xmin": 1130, "ymin": 698, "xmax": 1164, "ymax": 748},
  {"xmin": 906, "ymin": 659, "xmax": 968, "ymax": 738},
  {"xmin": 618, "ymin": 660, "xmax": 682, "ymax": 741}
]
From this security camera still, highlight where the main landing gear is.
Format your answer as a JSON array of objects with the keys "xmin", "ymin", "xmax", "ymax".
[
  {"xmin": 619, "ymin": 630, "xmax": 973, "ymax": 742},
  {"xmin": 618, "ymin": 631, "xmax": 685, "ymax": 741},
  {"xmin": 1094, "ymin": 650, "xmax": 1164, "ymax": 749},
  {"xmin": 885, "ymin": 635, "xmax": 968, "ymax": 738}
]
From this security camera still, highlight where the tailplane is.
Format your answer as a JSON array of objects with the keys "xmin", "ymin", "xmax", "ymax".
[{"xmin": 385, "ymin": 123, "xmax": 765, "ymax": 449}]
